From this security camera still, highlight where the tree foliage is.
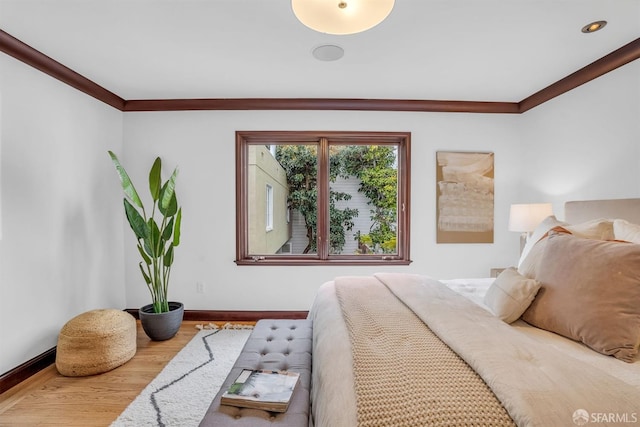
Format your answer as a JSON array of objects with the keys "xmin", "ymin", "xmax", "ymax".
[
  {"xmin": 276, "ymin": 145, "xmax": 357, "ymax": 254},
  {"xmin": 340, "ymin": 146, "xmax": 398, "ymax": 254},
  {"xmin": 276, "ymin": 144, "xmax": 397, "ymax": 255}
]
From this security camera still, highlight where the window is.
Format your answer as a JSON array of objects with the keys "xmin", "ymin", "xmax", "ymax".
[{"xmin": 236, "ymin": 131, "xmax": 411, "ymax": 265}]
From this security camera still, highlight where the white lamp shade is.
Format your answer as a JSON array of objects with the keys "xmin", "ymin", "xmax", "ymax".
[
  {"xmin": 508, "ymin": 203, "xmax": 554, "ymax": 233},
  {"xmin": 292, "ymin": 0, "xmax": 395, "ymax": 35}
]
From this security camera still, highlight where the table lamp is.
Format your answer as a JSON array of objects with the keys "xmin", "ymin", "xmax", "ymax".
[{"xmin": 509, "ymin": 203, "xmax": 553, "ymax": 254}]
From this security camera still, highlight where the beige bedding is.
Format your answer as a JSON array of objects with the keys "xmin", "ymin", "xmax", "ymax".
[
  {"xmin": 334, "ymin": 275, "xmax": 514, "ymax": 427},
  {"xmin": 309, "ymin": 273, "xmax": 640, "ymax": 427}
]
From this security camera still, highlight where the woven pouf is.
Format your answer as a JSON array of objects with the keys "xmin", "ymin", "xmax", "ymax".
[{"xmin": 56, "ymin": 309, "xmax": 137, "ymax": 377}]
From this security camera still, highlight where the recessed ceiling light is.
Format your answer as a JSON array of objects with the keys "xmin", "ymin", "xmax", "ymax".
[
  {"xmin": 581, "ymin": 20, "xmax": 607, "ymax": 33},
  {"xmin": 312, "ymin": 45, "xmax": 345, "ymax": 61}
]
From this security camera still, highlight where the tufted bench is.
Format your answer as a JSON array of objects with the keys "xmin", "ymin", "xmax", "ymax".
[{"xmin": 199, "ymin": 319, "xmax": 312, "ymax": 427}]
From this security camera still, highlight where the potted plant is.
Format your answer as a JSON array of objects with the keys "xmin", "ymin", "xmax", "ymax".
[{"xmin": 108, "ymin": 151, "xmax": 183, "ymax": 341}]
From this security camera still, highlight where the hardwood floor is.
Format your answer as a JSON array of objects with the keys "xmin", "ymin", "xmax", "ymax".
[{"xmin": 0, "ymin": 320, "xmax": 249, "ymax": 426}]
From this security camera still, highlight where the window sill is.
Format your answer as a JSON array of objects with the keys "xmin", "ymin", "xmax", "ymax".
[{"xmin": 235, "ymin": 258, "xmax": 412, "ymax": 266}]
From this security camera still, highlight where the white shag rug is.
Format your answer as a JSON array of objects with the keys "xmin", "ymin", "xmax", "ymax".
[{"xmin": 111, "ymin": 325, "xmax": 252, "ymax": 427}]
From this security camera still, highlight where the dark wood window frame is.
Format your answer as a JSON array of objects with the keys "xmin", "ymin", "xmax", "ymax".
[{"xmin": 235, "ymin": 131, "xmax": 411, "ymax": 266}]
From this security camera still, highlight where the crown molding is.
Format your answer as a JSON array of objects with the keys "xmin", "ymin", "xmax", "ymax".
[
  {"xmin": 519, "ymin": 37, "xmax": 640, "ymax": 113},
  {"xmin": 0, "ymin": 30, "xmax": 125, "ymax": 110},
  {"xmin": 123, "ymin": 98, "xmax": 520, "ymax": 113},
  {"xmin": 1, "ymin": 29, "xmax": 638, "ymax": 113}
]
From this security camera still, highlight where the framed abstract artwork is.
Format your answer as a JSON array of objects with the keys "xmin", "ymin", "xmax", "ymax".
[{"xmin": 436, "ymin": 151, "xmax": 494, "ymax": 243}]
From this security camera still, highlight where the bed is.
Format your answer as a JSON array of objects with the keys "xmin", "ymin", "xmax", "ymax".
[{"xmin": 309, "ymin": 198, "xmax": 640, "ymax": 427}]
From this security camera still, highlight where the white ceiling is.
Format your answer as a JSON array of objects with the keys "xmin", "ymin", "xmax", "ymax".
[{"xmin": 1, "ymin": 0, "xmax": 639, "ymax": 102}]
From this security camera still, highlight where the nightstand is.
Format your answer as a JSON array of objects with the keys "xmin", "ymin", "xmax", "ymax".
[{"xmin": 490, "ymin": 268, "xmax": 506, "ymax": 278}]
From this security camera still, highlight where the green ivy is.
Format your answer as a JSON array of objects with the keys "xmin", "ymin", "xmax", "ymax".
[{"xmin": 276, "ymin": 144, "xmax": 398, "ymax": 255}]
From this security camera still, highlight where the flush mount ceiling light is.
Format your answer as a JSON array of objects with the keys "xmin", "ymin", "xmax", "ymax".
[
  {"xmin": 581, "ymin": 20, "xmax": 607, "ymax": 33},
  {"xmin": 292, "ymin": 0, "xmax": 395, "ymax": 35}
]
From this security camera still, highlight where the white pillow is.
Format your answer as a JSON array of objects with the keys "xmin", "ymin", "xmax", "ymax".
[
  {"xmin": 484, "ymin": 267, "xmax": 541, "ymax": 323},
  {"xmin": 613, "ymin": 219, "xmax": 640, "ymax": 244},
  {"xmin": 517, "ymin": 234, "xmax": 550, "ymax": 280},
  {"xmin": 518, "ymin": 215, "xmax": 567, "ymax": 268},
  {"xmin": 565, "ymin": 218, "xmax": 614, "ymax": 240}
]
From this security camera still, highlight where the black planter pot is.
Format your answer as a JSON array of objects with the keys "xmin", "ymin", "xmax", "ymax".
[{"xmin": 139, "ymin": 301, "xmax": 184, "ymax": 341}]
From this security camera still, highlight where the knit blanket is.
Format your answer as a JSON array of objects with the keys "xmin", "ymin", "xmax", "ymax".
[
  {"xmin": 326, "ymin": 273, "xmax": 640, "ymax": 427},
  {"xmin": 335, "ymin": 275, "xmax": 515, "ymax": 427}
]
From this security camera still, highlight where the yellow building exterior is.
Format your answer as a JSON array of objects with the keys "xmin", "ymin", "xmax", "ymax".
[{"xmin": 248, "ymin": 145, "xmax": 291, "ymax": 254}]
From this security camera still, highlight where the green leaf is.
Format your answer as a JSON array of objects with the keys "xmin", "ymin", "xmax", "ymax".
[
  {"xmin": 124, "ymin": 199, "xmax": 148, "ymax": 240},
  {"xmin": 137, "ymin": 243, "xmax": 151, "ymax": 265},
  {"xmin": 164, "ymin": 244, "xmax": 174, "ymax": 267},
  {"xmin": 162, "ymin": 217, "xmax": 174, "ymax": 241},
  {"xmin": 138, "ymin": 263, "xmax": 151, "ymax": 284},
  {"xmin": 145, "ymin": 218, "xmax": 162, "ymax": 257},
  {"xmin": 149, "ymin": 157, "xmax": 162, "ymax": 202},
  {"xmin": 108, "ymin": 151, "xmax": 144, "ymax": 210},
  {"xmin": 160, "ymin": 167, "xmax": 178, "ymax": 213},
  {"xmin": 143, "ymin": 239, "xmax": 153, "ymax": 258},
  {"xmin": 158, "ymin": 182, "xmax": 178, "ymax": 217},
  {"xmin": 173, "ymin": 208, "xmax": 182, "ymax": 247}
]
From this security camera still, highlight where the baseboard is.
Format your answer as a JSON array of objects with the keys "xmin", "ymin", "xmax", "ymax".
[
  {"xmin": 124, "ymin": 309, "xmax": 309, "ymax": 321},
  {"xmin": 0, "ymin": 309, "xmax": 308, "ymax": 395},
  {"xmin": 0, "ymin": 347, "xmax": 56, "ymax": 394}
]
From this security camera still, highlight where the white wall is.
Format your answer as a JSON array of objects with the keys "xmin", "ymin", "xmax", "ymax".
[
  {"xmin": 121, "ymin": 110, "xmax": 523, "ymax": 312},
  {"xmin": 120, "ymin": 62, "xmax": 640, "ymax": 313},
  {"xmin": 0, "ymin": 55, "xmax": 125, "ymax": 374},
  {"xmin": 518, "ymin": 60, "xmax": 640, "ymax": 218}
]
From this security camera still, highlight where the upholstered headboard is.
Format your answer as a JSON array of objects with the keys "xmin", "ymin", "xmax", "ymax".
[{"xmin": 564, "ymin": 198, "xmax": 640, "ymax": 224}]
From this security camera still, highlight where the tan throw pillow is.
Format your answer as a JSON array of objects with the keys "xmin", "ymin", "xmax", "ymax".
[
  {"xmin": 484, "ymin": 267, "xmax": 541, "ymax": 323},
  {"xmin": 614, "ymin": 219, "xmax": 640, "ymax": 244},
  {"xmin": 518, "ymin": 215, "xmax": 567, "ymax": 268},
  {"xmin": 522, "ymin": 233, "xmax": 640, "ymax": 362},
  {"xmin": 564, "ymin": 218, "xmax": 614, "ymax": 240},
  {"xmin": 518, "ymin": 227, "xmax": 571, "ymax": 280}
]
